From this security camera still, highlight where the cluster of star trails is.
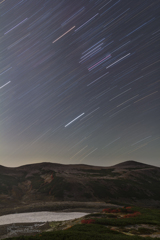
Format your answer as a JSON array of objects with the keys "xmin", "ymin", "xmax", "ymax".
[{"xmin": 0, "ymin": 0, "xmax": 160, "ymax": 167}]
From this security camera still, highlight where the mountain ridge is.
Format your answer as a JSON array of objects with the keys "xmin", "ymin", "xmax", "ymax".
[
  {"xmin": 1, "ymin": 160, "xmax": 158, "ymax": 170},
  {"xmin": 0, "ymin": 160, "xmax": 160, "ymax": 211}
]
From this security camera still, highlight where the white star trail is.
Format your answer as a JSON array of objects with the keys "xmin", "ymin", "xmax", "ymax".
[
  {"xmin": 0, "ymin": 81, "xmax": 11, "ymax": 89},
  {"xmin": 65, "ymin": 113, "xmax": 85, "ymax": 127}
]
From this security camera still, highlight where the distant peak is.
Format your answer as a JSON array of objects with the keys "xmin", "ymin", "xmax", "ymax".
[{"xmin": 112, "ymin": 160, "xmax": 152, "ymax": 168}]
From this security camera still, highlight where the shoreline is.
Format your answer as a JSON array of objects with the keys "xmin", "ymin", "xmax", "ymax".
[{"xmin": 0, "ymin": 201, "xmax": 123, "ymax": 216}]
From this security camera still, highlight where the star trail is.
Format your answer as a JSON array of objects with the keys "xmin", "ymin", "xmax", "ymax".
[{"xmin": 0, "ymin": 0, "xmax": 160, "ymax": 167}]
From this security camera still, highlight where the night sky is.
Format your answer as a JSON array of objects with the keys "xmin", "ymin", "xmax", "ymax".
[{"xmin": 1, "ymin": 0, "xmax": 160, "ymax": 168}]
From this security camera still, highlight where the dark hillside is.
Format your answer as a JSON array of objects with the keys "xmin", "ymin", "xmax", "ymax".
[{"xmin": 0, "ymin": 161, "xmax": 160, "ymax": 213}]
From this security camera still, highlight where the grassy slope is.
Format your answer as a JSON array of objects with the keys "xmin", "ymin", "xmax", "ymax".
[{"xmin": 4, "ymin": 227, "xmax": 153, "ymax": 240}]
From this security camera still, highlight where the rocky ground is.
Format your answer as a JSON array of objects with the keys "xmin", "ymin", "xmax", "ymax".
[{"xmin": 0, "ymin": 222, "xmax": 50, "ymax": 239}]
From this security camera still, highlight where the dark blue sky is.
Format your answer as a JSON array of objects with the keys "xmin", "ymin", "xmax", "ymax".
[{"xmin": 1, "ymin": 0, "xmax": 160, "ymax": 167}]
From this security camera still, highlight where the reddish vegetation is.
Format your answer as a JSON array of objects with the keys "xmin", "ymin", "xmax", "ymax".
[
  {"xmin": 81, "ymin": 219, "xmax": 95, "ymax": 224},
  {"xmin": 102, "ymin": 207, "xmax": 141, "ymax": 218},
  {"xmin": 123, "ymin": 212, "xmax": 141, "ymax": 218},
  {"xmin": 102, "ymin": 208, "xmax": 121, "ymax": 213}
]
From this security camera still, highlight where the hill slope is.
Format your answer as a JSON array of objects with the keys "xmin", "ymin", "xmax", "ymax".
[{"xmin": 0, "ymin": 161, "xmax": 160, "ymax": 210}]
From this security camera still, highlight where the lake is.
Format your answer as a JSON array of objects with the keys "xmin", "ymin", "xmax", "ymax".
[{"xmin": 0, "ymin": 211, "xmax": 89, "ymax": 225}]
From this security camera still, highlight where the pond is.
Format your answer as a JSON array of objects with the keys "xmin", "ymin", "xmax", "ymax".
[{"xmin": 0, "ymin": 211, "xmax": 89, "ymax": 225}]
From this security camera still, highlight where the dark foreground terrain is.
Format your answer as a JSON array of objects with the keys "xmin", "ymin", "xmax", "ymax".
[
  {"xmin": 0, "ymin": 160, "xmax": 160, "ymax": 210},
  {"xmin": 0, "ymin": 160, "xmax": 160, "ymax": 239},
  {"xmin": 1, "ymin": 205, "xmax": 160, "ymax": 240}
]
